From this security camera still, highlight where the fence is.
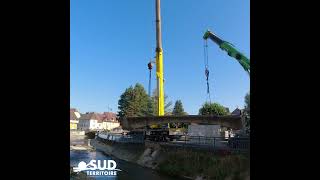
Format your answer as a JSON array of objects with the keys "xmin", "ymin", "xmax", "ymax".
[
  {"xmin": 97, "ymin": 132, "xmax": 144, "ymax": 144},
  {"xmin": 97, "ymin": 132, "xmax": 249, "ymax": 152},
  {"xmin": 169, "ymin": 136, "xmax": 250, "ymax": 152}
]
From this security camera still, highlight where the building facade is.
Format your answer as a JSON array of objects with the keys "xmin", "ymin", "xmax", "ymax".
[
  {"xmin": 78, "ymin": 112, "xmax": 101, "ymax": 131},
  {"xmin": 70, "ymin": 108, "xmax": 80, "ymax": 130},
  {"xmin": 77, "ymin": 111, "xmax": 120, "ymax": 131},
  {"xmin": 101, "ymin": 112, "xmax": 120, "ymax": 130}
]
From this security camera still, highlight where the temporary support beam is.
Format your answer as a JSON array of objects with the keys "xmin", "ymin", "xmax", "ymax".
[{"xmin": 120, "ymin": 115, "xmax": 243, "ymax": 130}]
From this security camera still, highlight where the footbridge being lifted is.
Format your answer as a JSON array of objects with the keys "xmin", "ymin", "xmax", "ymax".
[{"xmin": 120, "ymin": 115, "xmax": 243, "ymax": 130}]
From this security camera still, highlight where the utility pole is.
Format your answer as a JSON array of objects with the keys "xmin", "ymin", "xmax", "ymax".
[{"xmin": 155, "ymin": 0, "xmax": 164, "ymax": 116}]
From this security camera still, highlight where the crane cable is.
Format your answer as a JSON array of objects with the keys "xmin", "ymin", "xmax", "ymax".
[{"xmin": 203, "ymin": 39, "xmax": 211, "ymax": 103}]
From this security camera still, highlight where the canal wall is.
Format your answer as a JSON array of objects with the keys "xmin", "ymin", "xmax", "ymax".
[
  {"xmin": 90, "ymin": 138, "xmax": 167, "ymax": 170},
  {"xmin": 91, "ymin": 135, "xmax": 250, "ymax": 180}
]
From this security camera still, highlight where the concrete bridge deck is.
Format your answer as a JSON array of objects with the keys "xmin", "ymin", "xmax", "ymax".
[{"xmin": 120, "ymin": 115, "xmax": 243, "ymax": 130}]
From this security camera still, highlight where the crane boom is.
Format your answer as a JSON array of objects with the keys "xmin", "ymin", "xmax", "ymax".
[
  {"xmin": 203, "ymin": 30, "xmax": 250, "ymax": 75},
  {"xmin": 156, "ymin": 0, "xmax": 165, "ymax": 116}
]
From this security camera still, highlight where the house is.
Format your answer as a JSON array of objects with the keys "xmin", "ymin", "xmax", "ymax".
[
  {"xmin": 77, "ymin": 111, "xmax": 120, "ymax": 131},
  {"xmin": 231, "ymin": 108, "xmax": 242, "ymax": 116},
  {"xmin": 101, "ymin": 112, "xmax": 120, "ymax": 130},
  {"xmin": 70, "ymin": 108, "xmax": 80, "ymax": 130},
  {"xmin": 71, "ymin": 108, "xmax": 81, "ymax": 118},
  {"xmin": 78, "ymin": 112, "xmax": 102, "ymax": 131},
  {"xmin": 102, "ymin": 112, "xmax": 117, "ymax": 121}
]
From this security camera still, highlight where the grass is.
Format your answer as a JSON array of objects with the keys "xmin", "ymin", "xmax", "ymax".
[{"xmin": 157, "ymin": 149, "xmax": 250, "ymax": 180}]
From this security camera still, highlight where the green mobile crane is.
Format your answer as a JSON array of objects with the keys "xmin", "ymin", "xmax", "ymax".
[{"xmin": 203, "ymin": 30, "xmax": 250, "ymax": 75}]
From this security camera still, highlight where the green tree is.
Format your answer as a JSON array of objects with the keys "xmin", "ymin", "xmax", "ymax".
[
  {"xmin": 243, "ymin": 92, "xmax": 250, "ymax": 133},
  {"xmin": 151, "ymin": 89, "xmax": 173, "ymax": 115},
  {"xmin": 145, "ymin": 97, "xmax": 155, "ymax": 116},
  {"xmin": 172, "ymin": 100, "xmax": 187, "ymax": 116},
  {"xmin": 198, "ymin": 102, "xmax": 229, "ymax": 116},
  {"xmin": 171, "ymin": 100, "xmax": 188, "ymax": 128},
  {"xmin": 118, "ymin": 86, "xmax": 134, "ymax": 118},
  {"xmin": 118, "ymin": 83, "xmax": 153, "ymax": 118}
]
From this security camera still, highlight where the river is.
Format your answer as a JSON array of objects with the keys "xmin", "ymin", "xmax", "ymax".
[{"xmin": 70, "ymin": 136, "xmax": 177, "ymax": 180}]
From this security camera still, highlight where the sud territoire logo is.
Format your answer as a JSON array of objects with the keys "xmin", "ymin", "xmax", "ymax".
[{"xmin": 73, "ymin": 159, "xmax": 121, "ymax": 176}]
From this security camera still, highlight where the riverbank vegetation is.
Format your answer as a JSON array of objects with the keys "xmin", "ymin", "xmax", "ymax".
[{"xmin": 157, "ymin": 150, "xmax": 250, "ymax": 180}]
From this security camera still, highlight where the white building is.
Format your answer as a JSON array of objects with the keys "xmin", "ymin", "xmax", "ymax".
[
  {"xmin": 101, "ymin": 121, "xmax": 120, "ymax": 131},
  {"xmin": 78, "ymin": 112, "xmax": 101, "ymax": 131},
  {"xmin": 78, "ymin": 112, "xmax": 120, "ymax": 131},
  {"xmin": 101, "ymin": 112, "xmax": 120, "ymax": 131}
]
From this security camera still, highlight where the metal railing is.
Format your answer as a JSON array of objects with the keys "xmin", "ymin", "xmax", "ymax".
[
  {"xmin": 168, "ymin": 136, "xmax": 250, "ymax": 152},
  {"xmin": 97, "ymin": 132, "xmax": 144, "ymax": 144},
  {"xmin": 97, "ymin": 132, "xmax": 249, "ymax": 152}
]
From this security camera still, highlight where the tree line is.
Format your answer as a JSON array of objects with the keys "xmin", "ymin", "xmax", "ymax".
[
  {"xmin": 118, "ymin": 83, "xmax": 248, "ymax": 117},
  {"xmin": 117, "ymin": 83, "xmax": 187, "ymax": 118},
  {"xmin": 117, "ymin": 83, "xmax": 250, "ymax": 134}
]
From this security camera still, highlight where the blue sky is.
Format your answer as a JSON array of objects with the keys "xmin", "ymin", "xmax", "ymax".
[{"xmin": 70, "ymin": 0, "xmax": 250, "ymax": 115}]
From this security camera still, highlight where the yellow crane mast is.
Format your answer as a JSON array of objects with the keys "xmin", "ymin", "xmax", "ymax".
[{"xmin": 155, "ymin": 0, "xmax": 164, "ymax": 116}]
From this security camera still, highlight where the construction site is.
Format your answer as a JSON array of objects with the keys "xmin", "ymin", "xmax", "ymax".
[
  {"xmin": 71, "ymin": 0, "xmax": 250, "ymax": 180},
  {"xmin": 115, "ymin": 0, "xmax": 250, "ymax": 145}
]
